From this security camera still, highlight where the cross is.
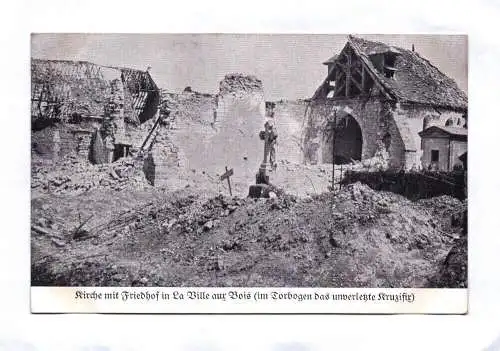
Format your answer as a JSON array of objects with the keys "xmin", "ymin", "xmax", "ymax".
[
  {"xmin": 220, "ymin": 166, "xmax": 234, "ymax": 196},
  {"xmin": 256, "ymin": 121, "xmax": 277, "ymax": 184}
]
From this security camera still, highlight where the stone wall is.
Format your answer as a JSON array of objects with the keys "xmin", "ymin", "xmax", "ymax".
[
  {"xmin": 342, "ymin": 170, "xmax": 466, "ymax": 200},
  {"xmin": 32, "ymin": 122, "xmax": 95, "ymax": 162},
  {"xmin": 270, "ymin": 100, "xmax": 308, "ymax": 164},
  {"xmin": 146, "ymin": 77, "xmax": 267, "ymax": 188}
]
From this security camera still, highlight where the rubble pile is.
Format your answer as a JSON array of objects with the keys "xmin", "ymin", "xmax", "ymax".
[
  {"xmin": 157, "ymin": 195, "xmax": 248, "ymax": 236},
  {"xmin": 330, "ymin": 183, "xmax": 454, "ymax": 252},
  {"xmin": 345, "ymin": 146, "xmax": 390, "ymax": 172},
  {"xmin": 32, "ymin": 182, "xmax": 459, "ymax": 287},
  {"xmin": 421, "ymin": 196, "xmax": 467, "ymax": 288},
  {"xmin": 428, "ymin": 236, "xmax": 467, "ymax": 288},
  {"xmin": 417, "ymin": 196, "xmax": 466, "ymax": 235},
  {"xmin": 31, "ymin": 155, "xmax": 150, "ymax": 195},
  {"xmin": 219, "ymin": 74, "xmax": 264, "ymax": 95}
]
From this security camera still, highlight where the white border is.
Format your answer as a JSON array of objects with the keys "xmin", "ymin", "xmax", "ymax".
[{"xmin": 2, "ymin": 0, "xmax": 500, "ymax": 350}]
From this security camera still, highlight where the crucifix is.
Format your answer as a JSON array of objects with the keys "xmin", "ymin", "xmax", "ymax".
[
  {"xmin": 248, "ymin": 121, "xmax": 277, "ymax": 198},
  {"xmin": 256, "ymin": 121, "xmax": 277, "ymax": 184}
]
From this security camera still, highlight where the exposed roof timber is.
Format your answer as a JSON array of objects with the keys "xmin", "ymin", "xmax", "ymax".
[
  {"xmin": 346, "ymin": 39, "xmax": 394, "ymax": 100},
  {"xmin": 348, "ymin": 36, "xmax": 467, "ymax": 109},
  {"xmin": 312, "ymin": 38, "xmax": 395, "ymax": 101}
]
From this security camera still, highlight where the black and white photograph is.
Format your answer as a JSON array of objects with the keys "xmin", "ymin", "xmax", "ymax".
[{"xmin": 30, "ymin": 33, "xmax": 467, "ymax": 292}]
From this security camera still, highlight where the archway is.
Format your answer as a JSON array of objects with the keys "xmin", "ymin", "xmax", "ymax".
[{"xmin": 322, "ymin": 114, "xmax": 363, "ymax": 164}]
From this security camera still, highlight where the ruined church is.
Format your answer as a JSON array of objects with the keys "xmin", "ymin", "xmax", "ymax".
[{"xmin": 303, "ymin": 35, "xmax": 468, "ymax": 170}]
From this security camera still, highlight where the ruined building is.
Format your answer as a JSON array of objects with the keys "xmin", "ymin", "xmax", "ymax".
[
  {"xmin": 303, "ymin": 35, "xmax": 468, "ymax": 170},
  {"xmin": 31, "ymin": 59, "xmax": 160, "ymax": 163}
]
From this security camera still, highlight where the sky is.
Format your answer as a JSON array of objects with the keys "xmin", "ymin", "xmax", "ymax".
[{"xmin": 31, "ymin": 34, "xmax": 467, "ymax": 101}]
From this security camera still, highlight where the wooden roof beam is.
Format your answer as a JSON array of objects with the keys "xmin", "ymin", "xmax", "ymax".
[{"xmin": 346, "ymin": 41, "xmax": 394, "ymax": 101}]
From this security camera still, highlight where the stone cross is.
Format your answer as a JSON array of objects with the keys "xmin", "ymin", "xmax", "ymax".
[{"xmin": 256, "ymin": 122, "xmax": 275, "ymax": 184}]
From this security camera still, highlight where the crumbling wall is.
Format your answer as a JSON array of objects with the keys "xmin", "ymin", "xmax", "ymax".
[
  {"xmin": 209, "ymin": 87, "xmax": 265, "ymax": 176},
  {"xmin": 161, "ymin": 90, "xmax": 215, "ymax": 127},
  {"xmin": 270, "ymin": 100, "xmax": 308, "ymax": 164},
  {"xmin": 197, "ymin": 74, "xmax": 265, "ymax": 177},
  {"xmin": 32, "ymin": 122, "xmax": 96, "ymax": 162},
  {"xmin": 142, "ymin": 126, "xmax": 182, "ymax": 187},
  {"xmin": 146, "ymin": 74, "xmax": 266, "ymax": 188}
]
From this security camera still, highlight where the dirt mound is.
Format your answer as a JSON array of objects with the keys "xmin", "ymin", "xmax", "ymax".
[{"xmin": 32, "ymin": 182, "xmax": 459, "ymax": 287}]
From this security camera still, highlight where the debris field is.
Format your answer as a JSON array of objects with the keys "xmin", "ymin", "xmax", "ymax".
[{"xmin": 32, "ymin": 182, "xmax": 466, "ymax": 287}]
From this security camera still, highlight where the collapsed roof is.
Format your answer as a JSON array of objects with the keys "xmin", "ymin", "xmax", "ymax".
[{"xmin": 31, "ymin": 59, "xmax": 159, "ymax": 124}]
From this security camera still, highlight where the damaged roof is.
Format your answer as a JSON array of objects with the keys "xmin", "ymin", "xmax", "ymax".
[
  {"xmin": 320, "ymin": 36, "xmax": 468, "ymax": 110},
  {"xmin": 31, "ymin": 59, "xmax": 158, "ymax": 120},
  {"xmin": 348, "ymin": 36, "xmax": 468, "ymax": 110}
]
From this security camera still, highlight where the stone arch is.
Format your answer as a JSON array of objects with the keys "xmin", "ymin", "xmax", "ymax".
[{"xmin": 322, "ymin": 109, "xmax": 364, "ymax": 164}]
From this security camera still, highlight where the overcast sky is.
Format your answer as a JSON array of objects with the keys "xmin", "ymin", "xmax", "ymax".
[{"xmin": 31, "ymin": 34, "xmax": 467, "ymax": 100}]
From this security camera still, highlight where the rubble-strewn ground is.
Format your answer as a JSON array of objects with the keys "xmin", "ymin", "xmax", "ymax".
[
  {"xmin": 31, "ymin": 181, "xmax": 466, "ymax": 287},
  {"xmin": 31, "ymin": 155, "xmax": 151, "ymax": 196}
]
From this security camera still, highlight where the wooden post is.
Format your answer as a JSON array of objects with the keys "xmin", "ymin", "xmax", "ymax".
[
  {"xmin": 361, "ymin": 65, "xmax": 366, "ymax": 93},
  {"xmin": 225, "ymin": 166, "xmax": 232, "ymax": 197},
  {"xmin": 346, "ymin": 51, "xmax": 352, "ymax": 98},
  {"xmin": 340, "ymin": 162, "xmax": 343, "ymax": 190},
  {"xmin": 220, "ymin": 166, "xmax": 234, "ymax": 196},
  {"xmin": 331, "ymin": 110, "xmax": 337, "ymax": 192},
  {"xmin": 139, "ymin": 113, "xmax": 162, "ymax": 152}
]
